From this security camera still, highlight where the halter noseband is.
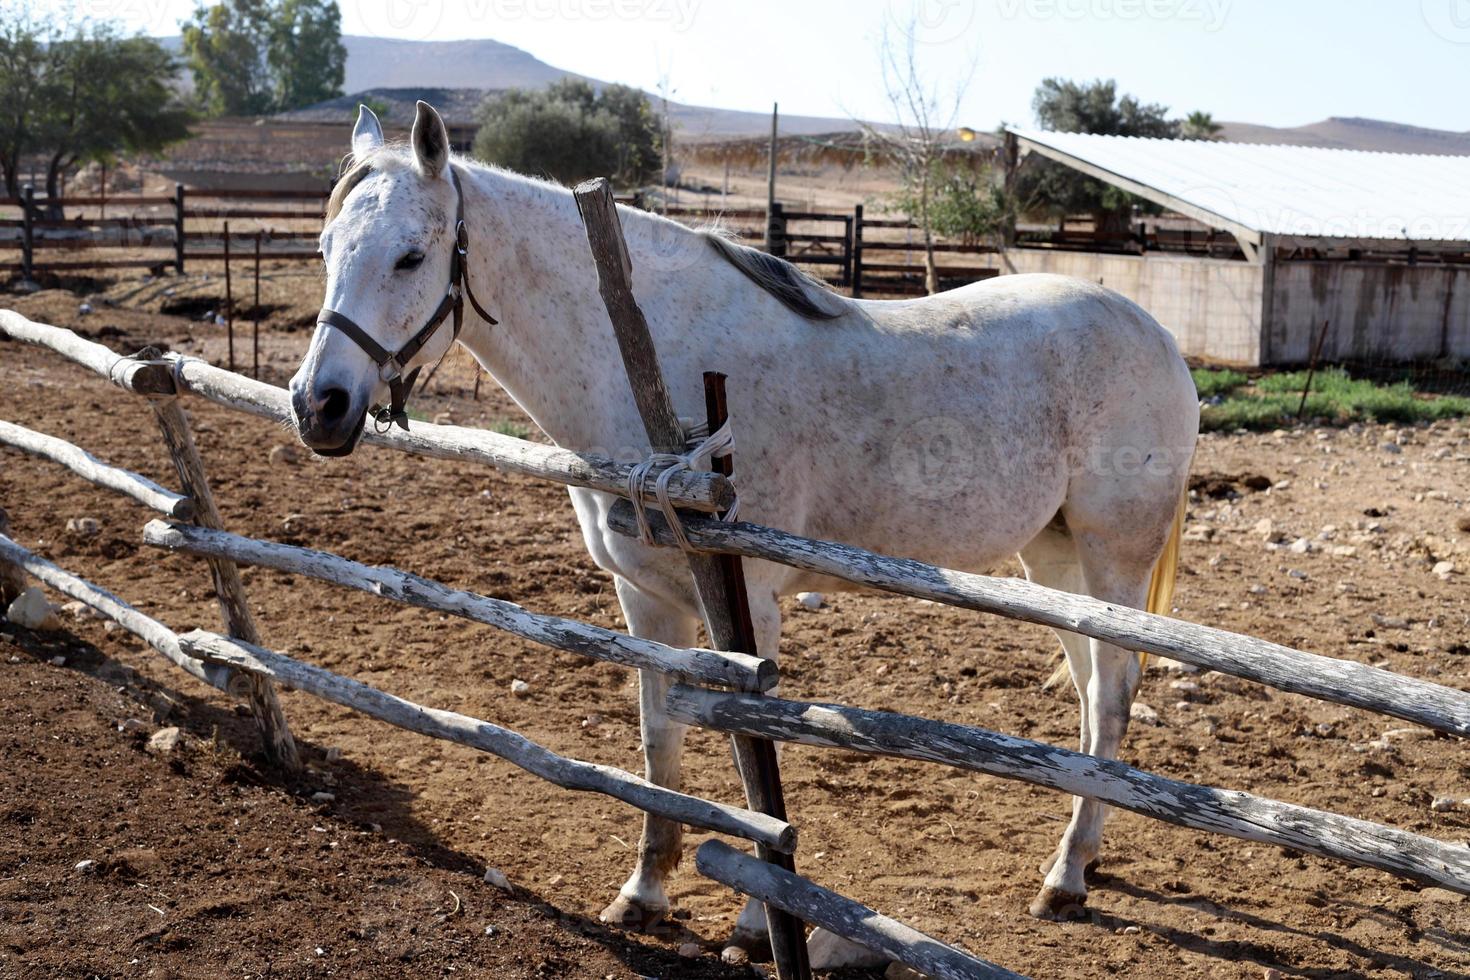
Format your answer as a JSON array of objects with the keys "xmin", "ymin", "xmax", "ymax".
[{"xmin": 315, "ymin": 165, "xmax": 497, "ymax": 432}]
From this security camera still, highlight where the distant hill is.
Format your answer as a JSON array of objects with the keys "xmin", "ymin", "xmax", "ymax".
[
  {"xmin": 1219, "ymin": 116, "xmax": 1470, "ymax": 156},
  {"xmin": 160, "ymin": 34, "xmax": 1470, "ymax": 152},
  {"xmin": 162, "ymin": 34, "xmax": 873, "ymax": 139}
]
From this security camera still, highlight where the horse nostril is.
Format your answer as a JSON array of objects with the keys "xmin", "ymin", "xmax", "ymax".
[{"xmin": 319, "ymin": 387, "xmax": 352, "ymax": 425}]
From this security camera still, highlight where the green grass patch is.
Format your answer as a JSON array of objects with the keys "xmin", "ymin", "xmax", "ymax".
[
  {"xmin": 1200, "ymin": 365, "xmax": 1470, "ymax": 431},
  {"xmin": 489, "ymin": 418, "xmax": 531, "ymax": 440},
  {"xmin": 1191, "ymin": 367, "xmax": 1249, "ymax": 399}
]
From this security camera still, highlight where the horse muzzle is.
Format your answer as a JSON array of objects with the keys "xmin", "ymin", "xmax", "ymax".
[{"xmin": 290, "ymin": 380, "xmax": 369, "ymax": 457}]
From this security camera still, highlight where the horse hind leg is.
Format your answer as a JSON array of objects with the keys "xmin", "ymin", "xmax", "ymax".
[
  {"xmin": 1028, "ymin": 515, "xmax": 1161, "ymax": 922},
  {"xmin": 600, "ymin": 578, "xmax": 700, "ymax": 932},
  {"xmin": 1018, "ymin": 526, "xmax": 1095, "ymax": 881}
]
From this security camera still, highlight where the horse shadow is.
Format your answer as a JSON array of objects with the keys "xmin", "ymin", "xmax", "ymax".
[{"xmin": 3, "ymin": 622, "xmax": 762, "ymax": 979}]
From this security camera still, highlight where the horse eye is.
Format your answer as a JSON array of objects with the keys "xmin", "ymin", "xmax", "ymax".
[{"xmin": 395, "ymin": 250, "xmax": 425, "ymax": 271}]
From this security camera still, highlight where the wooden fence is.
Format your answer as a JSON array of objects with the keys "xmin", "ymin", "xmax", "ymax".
[
  {"xmin": 3, "ymin": 181, "xmax": 1469, "ymax": 978},
  {"xmin": 1, "ymin": 185, "xmax": 998, "ymax": 298}
]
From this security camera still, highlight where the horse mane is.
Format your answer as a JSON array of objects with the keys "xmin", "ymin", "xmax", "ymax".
[{"xmin": 700, "ymin": 232, "xmax": 844, "ymax": 321}]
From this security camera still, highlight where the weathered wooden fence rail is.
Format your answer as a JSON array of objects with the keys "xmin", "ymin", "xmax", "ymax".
[
  {"xmin": 0, "ymin": 533, "xmax": 794, "ymax": 853},
  {"xmin": 669, "ymin": 685, "xmax": 1470, "ymax": 895},
  {"xmin": 606, "ymin": 500, "xmax": 1470, "ymax": 738},
  {"xmin": 141, "ymin": 519, "xmax": 773, "ymax": 692},
  {"xmin": 0, "ymin": 310, "xmax": 733, "ymax": 514}
]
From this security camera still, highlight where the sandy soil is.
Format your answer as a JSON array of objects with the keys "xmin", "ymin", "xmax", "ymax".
[{"xmin": 1, "ymin": 270, "xmax": 1468, "ymax": 979}]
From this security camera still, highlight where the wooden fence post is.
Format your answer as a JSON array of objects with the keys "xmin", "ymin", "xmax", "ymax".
[
  {"xmin": 840, "ymin": 214, "xmax": 854, "ymax": 288},
  {"xmin": 767, "ymin": 201, "xmax": 787, "ymax": 258},
  {"xmin": 851, "ymin": 204, "xmax": 864, "ymax": 298},
  {"xmin": 20, "ymin": 185, "xmax": 35, "ymax": 285},
  {"xmin": 151, "ymin": 398, "xmax": 299, "ymax": 770},
  {"xmin": 223, "ymin": 221, "xmax": 235, "ymax": 372},
  {"xmin": 173, "ymin": 183, "xmax": 186, "ymax": 275},
  {"xmin": 253, "ymin": 232, "xmax": 262, "ymax": 379},
  {"xmin": 573, "ymin": 177, "xmax": 810, "ymax": 980}
]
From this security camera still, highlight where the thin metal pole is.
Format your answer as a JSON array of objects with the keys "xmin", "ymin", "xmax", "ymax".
[
  {"xmin": 253, "ymin": 232, "xmax": 261, "ymax": 379},
  {"xmin": 764, "ymin": 102, "xmax": 779, "ymax": 253},
  {"xmin": 1296, "ymin": 318, "xmax": 1332, "ymax": 420},
  {"xmin": 223, "ymin": 220, "xmax": 234, "ymax": 372}
]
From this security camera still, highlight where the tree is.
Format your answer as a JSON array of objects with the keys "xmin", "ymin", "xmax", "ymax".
[
  {"xmin": 855, "ymin": 14, "xmax": 977, "ymax": 295},
  {"xmin": 473, "ymin": 80, "xmax": 661, "ymax": 187},
  {"xmin": 0, "ymin": 9, "xmax": 190, "ymax": 215},
  {"xmin": 0, "ymin": 9, "xmax": 52, "ymax": 203},
  {"xmin": 34, "ymin": 27, "xmax": 191, "ymax": 213},
  {"xmin": 1182, "ymin": 110, "xmax": 1224, "ymax": 141},
  {"xmin": 266, "ymin": 0, "xmax": 345, "ymax": 111},
  {"xmin": 891, "ymin": 159, "xmax": 1011, "ymax": 248},
  {"xmin": 182, "ymin": 0, "xmax": 344, "ymax": 116},
  {"xmin": 1014, "ymin": 78, "xmax": 1181, "ymax": 230}
]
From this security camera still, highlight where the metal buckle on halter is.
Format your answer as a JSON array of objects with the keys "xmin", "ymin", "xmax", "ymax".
[{"xmin": 455, "ymin": 220, "xmax": 469, "ymax": 256}]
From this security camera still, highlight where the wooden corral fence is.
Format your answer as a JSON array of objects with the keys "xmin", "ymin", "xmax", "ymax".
[
  {"xmin": 0, "ymin": 185, "xmax": 325, "ymax": 277},
  {"xmin": 3, "ymin": 180, "xmax": 1469, "ymax": 979},
  {"xmin": 1, "ymin": 186, "xmax": 999, "ymax": 299}
]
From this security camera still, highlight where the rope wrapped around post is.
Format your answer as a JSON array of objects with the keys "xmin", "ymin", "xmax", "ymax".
[{"xmin": 624, "ymin": 419, "xmax": 740, "ymax": 551}]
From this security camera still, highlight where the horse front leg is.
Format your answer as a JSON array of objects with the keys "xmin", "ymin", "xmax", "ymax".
[{"xmin": 600, "ymin": 577, "xmax": 700, "ymax": 932}]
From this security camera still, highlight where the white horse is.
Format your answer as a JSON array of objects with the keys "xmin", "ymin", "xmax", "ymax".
[{"xmin": 289, "ymin": 102, "xmax": 1198, "ymax": 956}]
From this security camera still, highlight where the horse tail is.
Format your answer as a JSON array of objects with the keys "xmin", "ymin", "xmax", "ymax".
[{"xmin": 1042, "ymin": 480, "xmax": 1188, "ymax": 690}]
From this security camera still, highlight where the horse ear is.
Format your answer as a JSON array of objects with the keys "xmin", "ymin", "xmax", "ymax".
[
  {"xmin": 352, "ymin": 104, "xmax": 383, "ymax": 158},
  {"xmin": 411, "ymin": 100, "xmax": 450, "ymax": 178}
]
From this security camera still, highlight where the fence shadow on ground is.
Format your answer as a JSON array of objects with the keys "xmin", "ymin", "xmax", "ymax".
[
  {"xmin": 1, "ymin": 619, "xmax": 759, "ymax": 980},
  {"xmin": 1103, "ymin": 876, "xmax": 1460, "ymax": 979}
]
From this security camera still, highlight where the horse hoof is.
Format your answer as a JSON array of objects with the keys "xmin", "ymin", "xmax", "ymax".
[
  {"xmin": 723, "ymin": 928, "xmax": 774, "ymax": 964},
  {"xmin": 599, "ymin": 893, "xmax": 667, "ymax": 932},
  {"xmin": 1028, "ymin": 886, "xmax": 1089, "ymax": 921}
]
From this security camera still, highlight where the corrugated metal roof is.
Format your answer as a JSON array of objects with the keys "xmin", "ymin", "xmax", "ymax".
[{"xmin": 1007, "ymin": 128, "xmax": 1470, "ymax": 245}]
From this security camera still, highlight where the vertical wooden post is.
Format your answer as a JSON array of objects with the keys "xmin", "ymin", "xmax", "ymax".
[
  {"xmin": 768, "ymin": 202, "xmax": 787, "ymax": 259},
  {"xmin": 573, "ymin": 177, "xmax": 810, "ymax": 980},
  {"xmin": 253, "ymin": 231, "xmax": 262, "ymax": 379},
  {"xmin": 851, "ymin": 204, "xmax": 864, "ymax": 299},
  {"xmin": 20, "ymin": 185, "xmax": 36, "ymax": 284},
  {"xmin": 173, "ymin": 183, "xmax": 186, "ymax": 275},
  {"xmin": 151, "ymin": 399, "xmax": 299, "ymax": 771},
  {"xmin": 223, "ymin": 220, "xmax": 235, "ymax": 372},
  {"xmin": 764, "ymin": 103, "xmax": 779, "ymax": 253},
  {"xmin": 840, "ymin": 214, "xmax": 854, "ymax": 289}
]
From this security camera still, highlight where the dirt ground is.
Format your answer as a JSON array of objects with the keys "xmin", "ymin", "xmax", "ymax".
[{"xmin": 1, "ymin": 267, "xmax": 1469, "ymax": 979}]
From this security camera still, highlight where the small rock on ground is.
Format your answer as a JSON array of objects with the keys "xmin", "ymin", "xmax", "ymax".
[
  {"xmin": 796, "ymin": 591, "xmax": 824, "ymax": 611},
  {"xmin": 510, "ymin": 679, "xmax": 531, "ymax": 698},
  {"xmin": 1130, "ymin": 702, "xmax": 1160, "ymax": 726},
  {"xmin": 5, "ymin": 587, "xmax": 60, "ymax": 630},
  {"xmin": 146, "ymin": 727, "xmax": 183, "ymax": 755},
  {"xmin": 483, "ymin": 867, "xmax": 513, "ymax": 892}
]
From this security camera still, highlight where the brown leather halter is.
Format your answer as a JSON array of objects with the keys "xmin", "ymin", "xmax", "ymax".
[{"xmin": 315, "ymin": 165, "xmax": 496, "ymax": 431}]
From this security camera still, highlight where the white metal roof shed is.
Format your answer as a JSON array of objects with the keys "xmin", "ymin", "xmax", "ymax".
[{"xmin": 1006, "ymin": 128, "xmax": 1470, "ymax": 255}]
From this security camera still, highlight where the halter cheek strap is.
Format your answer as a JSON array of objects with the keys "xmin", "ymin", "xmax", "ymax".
[{"xmin": 315, "ymin": 165, "xmax": 497, "ymax": 432}]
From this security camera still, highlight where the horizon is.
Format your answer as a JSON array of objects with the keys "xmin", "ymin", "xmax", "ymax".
[{"xmin": 49, "ymin": 0, "xmax": 1470, "ymax": 134}]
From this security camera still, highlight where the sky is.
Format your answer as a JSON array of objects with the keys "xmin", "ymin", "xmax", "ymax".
[{"xmin": 50, "ymin": 0, "xmax": 1470, "ymax": 132}]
